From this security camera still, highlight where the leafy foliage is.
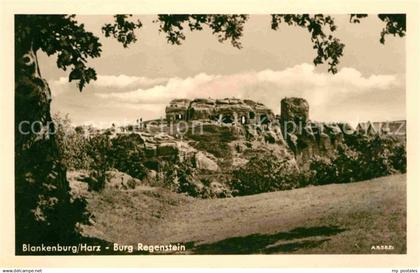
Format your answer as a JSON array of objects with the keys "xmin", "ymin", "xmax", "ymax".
[
  {"xmin": 161, "ymin": 161, "xmax": 200, "ymax": 196},
  {"xmin": 161, "ymin": 162, "xmax": 232, "ymax": 198},
  {"xmin": 15, "ymin": 15, "xmax": 102, "ymax": 91},
  {"xmin": 109, "ymin": 133, "xmax": 148, "ymax": 180},
  {"xmin": 307, "ymin": 155, "xmax": 337, "ymax": 185},
  {"xmin": 102, "ymin": 15, "xmax": 143, "ymax": 48},
  {"xmin": 155, "ymin": 15, "xmax": 249, "ymax": 48},
  {"xmin": 230, "ymin": 153, "xmax": 299, "ymax": 196},
  {"xmin": 174, "ymin": 163, "xmax": 200, "ymax": 196},
  {"xmin": 15, "ymin": 14, "xmax": 406, "ymax": 91},
  {"xmin": 349, "ymin": 14, "xmax": 368, "ymax": 24},
  {"xmin": 309, "ymin": 135, "xmax": 406, "ymax": 185},
  {"xmin": 345, "ymin": 134, "xmax": 406, "ymax": 178},
  {"xmin": 350, "ymin": 14, "xmax": 406, "ymax": 44},
  {"xmin": 389, "ymin": 143, "xmax": 407, "ymax": 173},
  {"xmin": 86, "ymin": 134, "xmax": 113, "ymax": 191},
  {"xmin": 54, "ymin": 113, "xmax": 148, "ymax": 185},
  {"xmin": 271, "ymin": 14, "xmax": 344, "ymax": 74},
  {"xmin": 378, "ymin": 14, "xmax": 406, "ymax": 44},
  {"xmin": 230, "ymin": 134, "xmax": 406, "ymax": 196},
  {"xmin": 53, "ymin": 113, "xmax": 92, "ymax": 170}
]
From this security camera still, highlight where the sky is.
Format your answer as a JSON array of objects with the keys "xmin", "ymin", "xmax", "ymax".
[{"xmin": 38, "ymin": 15, "xmax": 406, "ymax": 127}]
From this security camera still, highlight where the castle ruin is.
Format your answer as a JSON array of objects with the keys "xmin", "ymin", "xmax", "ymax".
[{"xmin": 165, "ymin": 98, "xmax": 275, "ymax": 125}]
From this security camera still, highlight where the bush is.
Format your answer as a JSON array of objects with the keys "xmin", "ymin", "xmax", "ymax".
[
  {"xmin": 160, "ymin": 161, "xmax": 179, "ymax": 191},
  {"xmin": 160, "ymin": 162, "xmax": 233, "ymax": 198},
  {"xmin": 389, "ymin": 143, "xmax": 407, "ymax": 173},
  {"xmin": 344, "ymin": 134, "xmax": 406, "ymax": 179},
  {"xmin": 230, "ymin": 153, "xmax": 299, "ymax": 196},
  {"xmin": 333, "ymin": 145, "xmax": 361, "ymax": 183},
  {"xmin": 86, "ymin": 134, "xmax": 113, "ymax": 191},
  {"xmin": 308, "ymin": 156, "xmax": 337, "ymax": 185},
  {"xmin": 176, "ymin": 163, "xmax": 202, "ymax": 197},
  {"xmin": 53, "ymin": 113, "xmax": 91, "ymax": 170},
  {"xmin": 308, "ymin": 135, "xmax": 407, "ymax": 185},
  {"xmin": 109, "ymin": 134, "xmax": 148, "ymax": 180},
  {"xmin": 160, "ymin": 162, "xmax": 200, "ymax": 196}
]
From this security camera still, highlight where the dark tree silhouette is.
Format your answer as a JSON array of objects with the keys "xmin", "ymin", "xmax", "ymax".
[
  {"xmin": 350, "ymin": 14, "xmax": 406, "ymax": 44},
  {"xmin": 14, "ymin": 14, "xmax": 405, "ymax": 252}
]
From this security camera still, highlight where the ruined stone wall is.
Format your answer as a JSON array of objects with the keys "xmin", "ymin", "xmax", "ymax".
[
  {"xmin": 165, "ymin": 99, "xmax": 191, "ymax": 122},
  {"xmin": 166, "ymin": 98, "xmax": 275, "ymax": 124}
]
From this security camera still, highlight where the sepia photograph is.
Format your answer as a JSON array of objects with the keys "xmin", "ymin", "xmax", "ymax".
[{"xmin": 13, "ymin": 13, "xmax": 408, "ymax": 256}]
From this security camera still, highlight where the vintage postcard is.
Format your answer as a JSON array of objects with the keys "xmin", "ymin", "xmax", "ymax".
[{"xmin": 1, "ymin": 0, "xmax": 419, "ymax": 269}]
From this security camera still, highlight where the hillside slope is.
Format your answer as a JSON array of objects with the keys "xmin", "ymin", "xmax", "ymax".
[{"xmin": 77, "ymin": 174, "xmax": 406, "ymax": 254}]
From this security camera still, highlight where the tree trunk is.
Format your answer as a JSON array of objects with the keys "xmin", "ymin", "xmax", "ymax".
[{"xmin": 15, "ymin": 42, "xmax": 84, "ymax": 253}]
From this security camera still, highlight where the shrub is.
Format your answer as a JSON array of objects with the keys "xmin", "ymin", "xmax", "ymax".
[
  {"xmin": 109, "ymin": 134, "xmax": 147, "ymax": 180},
  {"xmin": 230, "ymin": 153, "xmax": 299, "ymax": 196},
  {"xmin": 161, "ymin": 162, "xmax": 233, "ymax": 198},
  {"xmin": 161, "ymin": 162, "xmax": 179, "ymax": 191},
  {"xmin": 176, "ymin": 162, "xmax": 202, "ymax": 197},
  {"xmin": 53, "ymin": 113, "xmax": 91, "ymax": 170},
  {"xmin": 161, "ymin": 162, "xmax": 201, "ymax": 196},
  {"xmin": 206, "ymin": 180, "xmax": 233, "ymax": 198},
  {"xmin": 86, "ymin": 134, "xmax": 113, "ymax": 191},
  {"xmin": 334, "ymin": 145, "xmax": 362, "ymax": 183},
  {"xmin": 307, "ymin": 135, "xmax": 407, "ymax": 185},
  {"xmin": 345, "ymin": 134, "xmax": 406, "ymax": 179},
  {"xmin": 389, "ymin": 142, "xmax": 407, "ymax": 173},
  {"xmin": 308, "ymin": 156, "xmax": 337, "ymax": 185}
]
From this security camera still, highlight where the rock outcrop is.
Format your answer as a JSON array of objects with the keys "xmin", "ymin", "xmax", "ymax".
[
  {"xmin": 280, "ymin": 97, "xmax": 309, "ymax": 125},
  {"xmin": 105, "ymin": 170, "xmax": 142, "ymax": 190},
  {"xmin": 278, "ymin": 98, "xmax": 406, "ymax": 166},
  {"xmin": 166, "ymin": 98, "xmax": 275, "ymax": 125},
  {"xmin": 81, "ymin": 97, "xmax": 406, "ymax": 196},
  {"xmin": 279, "ymin": 97, "xmax": 347, "ymax": 165},
  {"xmin": 194, "ymin": 151, "xmax": 219, "ymax": 171}
]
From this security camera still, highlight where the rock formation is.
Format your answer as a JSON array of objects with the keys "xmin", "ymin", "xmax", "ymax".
[
  {"xmin": 166, "ymin": 98, "xmax": 274, "ymax": 125},
  {"xmin": 194, "ymin": 151, "xmax": 220, "ymax": 171},
  {"xmin": 280, "ymin": 97, "xmax": 309, "ymax": 125},
  {"xmin": 80, "ymin": 96, "xmax": 406, "ymax": 196},
  {"xmin": 278, "ymin": 97, "xmax": 406, "ymax": 165},
  {"xmin": 279, "ymin": 97, "xmax": 348, "ymax": 165}
]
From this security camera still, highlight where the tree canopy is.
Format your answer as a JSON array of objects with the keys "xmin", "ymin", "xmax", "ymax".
[{"xmin": 15, "ymin": 14, "xmax": 406, "ymax": 91}]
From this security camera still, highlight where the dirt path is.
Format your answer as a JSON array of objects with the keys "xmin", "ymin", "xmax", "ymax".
[{"xmin": 83, "ymin": 174, "xmax": 406, "ymax": 254}]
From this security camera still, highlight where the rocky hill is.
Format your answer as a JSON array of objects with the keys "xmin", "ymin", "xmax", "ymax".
[
  {"xmin": 70, "ymin": 97, "xmax": 406, "ymax": 198},
  {"xmin": 113, "ymin": 97, "xmax": 405, "ymax": 167}
]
